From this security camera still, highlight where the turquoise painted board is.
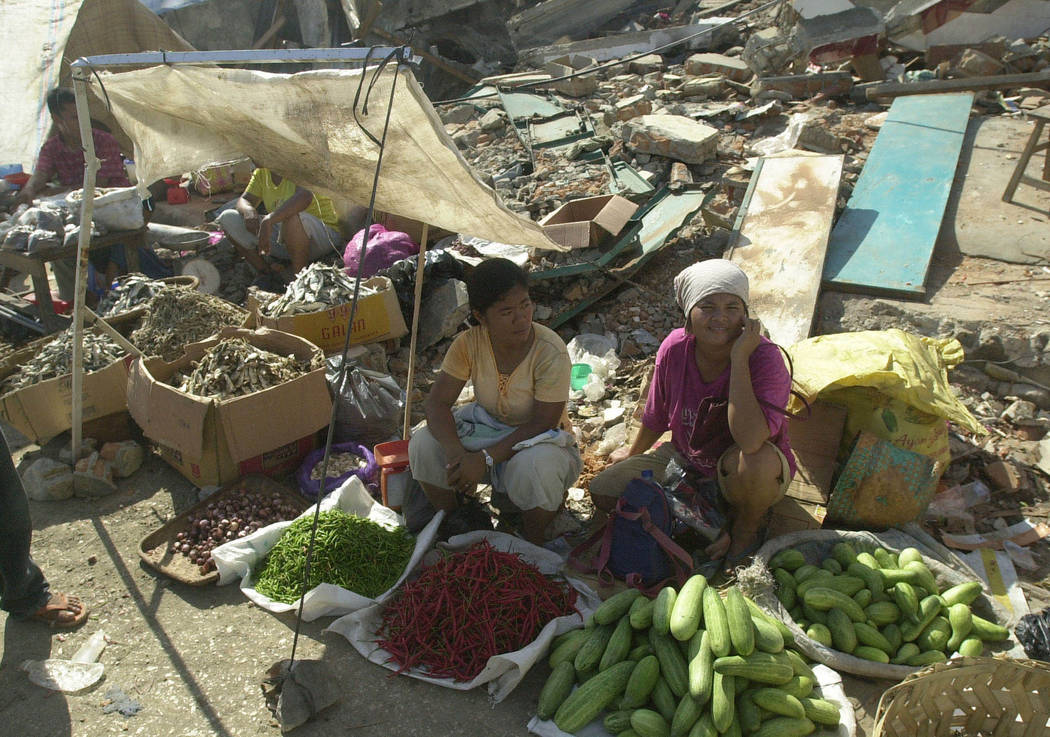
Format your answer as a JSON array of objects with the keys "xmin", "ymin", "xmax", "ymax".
[{"xmin": 823, "ymin": 93, "xmax": 973, "ymax": 297}]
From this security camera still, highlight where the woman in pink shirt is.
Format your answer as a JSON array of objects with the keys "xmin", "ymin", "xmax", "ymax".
[{"xmin": 590, "ymin": 259, "xmax": 795, "ymax": 567}]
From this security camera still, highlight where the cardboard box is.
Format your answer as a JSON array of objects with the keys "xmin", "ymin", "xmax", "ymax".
[
  {"xmin": 785, "ymin": 400, "xmax": 847, "ymax": 504},
  {"xmin": 768, "ymin": 496, "xmax": 827, "ymax": 537},
  {"xmin": 0, "ymin": 332, "xmax": 131, "ymax": 444},
  {"xmin": 126, "ymin": 327, "xmax": 333, "ymax": 486},
  {"xmin": 254, "ymin": 275, "xmax": 408, "ymax": 354},
  {"xmin": 539, "ymin": 195, "xmax": 639, "ymax": 249}
]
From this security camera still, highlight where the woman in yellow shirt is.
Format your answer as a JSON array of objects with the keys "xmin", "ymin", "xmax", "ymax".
[{"xmin": 408, "ymin": 258, "xmax": 582, "ymax": 544}]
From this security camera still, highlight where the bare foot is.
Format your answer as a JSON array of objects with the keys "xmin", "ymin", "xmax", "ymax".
[{"xmin": 28, "ymin": 592, "xmax": 88, "ymax": 629}]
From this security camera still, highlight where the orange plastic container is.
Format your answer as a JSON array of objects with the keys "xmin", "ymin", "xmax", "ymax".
[{"xmin": 374, "ymin": 439, "xmax": 410, "ymax": 510}]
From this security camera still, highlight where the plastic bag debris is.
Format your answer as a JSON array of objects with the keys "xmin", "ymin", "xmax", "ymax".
[{"xmin": 22, "ymin": 630, "xmax": 108, "ymax": 692}]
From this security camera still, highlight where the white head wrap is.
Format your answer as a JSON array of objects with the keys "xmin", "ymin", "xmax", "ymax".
[{"xmin": 673, "ymin": 259, "xmax": 749, "ymax": 318}]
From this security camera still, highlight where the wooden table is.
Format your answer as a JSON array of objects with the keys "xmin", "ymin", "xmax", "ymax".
[
  {"xmin": 1003, "ymin": 103, "xmax": 1050, "ymax": 203},
  {"xmin": 0, "ymin": 227, "xmax": 146, "ymax": 332}
]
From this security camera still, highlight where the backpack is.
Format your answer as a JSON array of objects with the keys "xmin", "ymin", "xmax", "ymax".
[{"xmin": 570, "ymin": 475, "xmax": 693, "ymax": 593}]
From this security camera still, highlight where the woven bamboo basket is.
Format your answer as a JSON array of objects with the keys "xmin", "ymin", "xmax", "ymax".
[{"xmin": 872, "ymin": 656, "xmax": 1050, "ymax": 737}]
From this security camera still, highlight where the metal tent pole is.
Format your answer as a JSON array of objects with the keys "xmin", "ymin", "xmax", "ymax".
[
  {"xmin": 402, "ymin": 223, "xmax": 429, "ymax": 439},
  {"xmin": 70, "ymin": 69, "xmax": 100, "ymax": 468}
]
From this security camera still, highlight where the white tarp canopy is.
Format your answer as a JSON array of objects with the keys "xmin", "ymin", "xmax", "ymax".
[
  {"xmin": 98, "ymin": 63, "xmax": 568, "ymax": 250},
  {"xmin": 0, "ymin": 0, "xmax": 194, "ymax": 170}
]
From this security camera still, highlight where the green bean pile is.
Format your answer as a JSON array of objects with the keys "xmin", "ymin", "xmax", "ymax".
[{"xmin": 253, "ymin": 510, "xmax": 415, "ymax": 603}]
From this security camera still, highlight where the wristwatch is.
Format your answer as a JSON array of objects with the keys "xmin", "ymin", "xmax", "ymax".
[{"xmin": 481, "ymin": 449, "xmax": 495, "ymax": 469}]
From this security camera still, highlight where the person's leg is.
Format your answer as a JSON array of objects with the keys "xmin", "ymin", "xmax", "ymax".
[
  {"xmin": 407, "ymin": 424, "xmax": 459, "ymax": 511},
  {"xmin": 499, "ymin": 443, "xmax": 582, "ymax": 544},
  {"xmin": 0, "ymin": 431, "xmax": 48, "ymax": 617},
  {"xmin": 51, "ymin": 259, "xmax": 76, "ymax": 303},
  {"xmin": 588, "ymin": 442, "xmax": 678, "ymax": 512},
  {"xmin": 217, "ymin": 209, "xmax": 268, "ymax": 273},
  {"xmin": 277, "ymin": 213, "xmax": 312, "ymax": 275},
  {"xmin": 717, "ymin": 442, "xmax": 790, "ymax": 558}
]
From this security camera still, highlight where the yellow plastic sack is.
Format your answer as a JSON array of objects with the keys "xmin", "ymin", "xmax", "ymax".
[{"xmin": 787, "ymin": 330, "xmax": 985, "ymax": 467}]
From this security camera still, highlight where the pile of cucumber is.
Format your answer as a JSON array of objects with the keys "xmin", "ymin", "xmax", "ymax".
[
  {"xmin": 538, "ymin": 576, "xmax": 842, "ymax": 737},
  {"xmin": 769, "ymin": 542, "xmax": 1010, "ymax": 667}
]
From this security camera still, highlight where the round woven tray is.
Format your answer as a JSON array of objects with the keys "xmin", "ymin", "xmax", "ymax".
[{"xmin": 872, "ymin": 656, "xmax": 1050, "ymax": 737}]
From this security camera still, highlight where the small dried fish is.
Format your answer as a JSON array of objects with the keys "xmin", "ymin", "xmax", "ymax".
[
  {"xmin": 309, "ymin": 451, "xmax": 367, "ymax": 481},
  {"xmin": 131, "ymin": 288, "xmax": 247, "ymax": 361},
  {"xmin": 172, "ymin": 338, "xmax": 318, "ymax": 399},
  {"xmin": 1, "ymin": 328, "xmax": 124, "ymax": 393},
  {"xmin": 98, "ymin": 273, "xmax": 185, "ymax": 316},
  {"xmin": 260, "ymin": 263, "xmax": 376, "ymax": 318}
]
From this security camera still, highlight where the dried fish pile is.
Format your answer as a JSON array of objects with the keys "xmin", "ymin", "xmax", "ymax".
[
  {"xmin": 174, "ymin": 338, "xmax": 318, "ymax": 399},
  {"xmin": 309, "ymin": 451, "xmax": 368, "ymax": 481},
  {"xmin": 260, "ymin": 263, "xmax": 375, "ymax": 318},
  {"xmin": 98, "ymin": 274, "xmax": 182, "ymax": 316},
  {"xmin": 131, "ymin": 289, "xmax": 247, "ymax": 361},
  {"xmin": 1, "ymin": 329, "xmax": 124, "ymax": 393}
]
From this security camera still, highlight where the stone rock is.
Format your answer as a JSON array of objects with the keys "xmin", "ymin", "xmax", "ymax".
[
  {"xmin": 985, "ymin": 459, "xmax": 1024, "ymax": 492},
  {"xmin": 628, "ymin": 54, "xmax": 664, "ymax": 75},
  {"xmin": 955, "ymin": 48, "xmax": 1005, "ymax": 78},
  {"xmin": 681, "ymin": 76, "xmax": 725, "ymax": 100},
  {"xmin": 479, "ymin": 109, "xmax": 507, "ymax": 132},
  {"xmin": 74, "ymin": 452, "xmax": 118, "ymax": 497},
  {"xmin": 59, "ymin": 438, "xmax": 98, "ymax": 465},
  {"xmin": 602, "ymin": 406, "xmax": 625, "ymax": 427},
  {"xmin": 798, "ymin": 119, "xmax": 842, "ymax": 153},
  {"xmin": 418, "ymin": 279, "xmax": 470, "ymax": 348},
  {"xmin": 441, "ymin": 103, "xmax": 476, "ymax": 125},
  {"xmin": 453, "ymin": 129, "xmax": 480, "ymax": 149},
  {"xmin": 100, "ymin": 440, "xmax": 144, "ymax": 479},
  {"xmin": 23, "ymin": 458, "xmax": 74, "ymax": 501},
  {"xmin": 615, "ymin": 95, "xmax": 652, "ymax": 121},
  {"xmin": 685, "ymin": 53, "xmax": 752, "ymax": 82},
  {"xmin": 740, "ymin": 27, "xmax": 805, "ymax": 77},
  {"xmin": 621, "ymin": 115, "xmax": 719, "ymax": 165}
]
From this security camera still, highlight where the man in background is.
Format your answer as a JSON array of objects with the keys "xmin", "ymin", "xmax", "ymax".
[{"xmin": 217, "ymin": 167, "xmax": 340, "ymax": 285}]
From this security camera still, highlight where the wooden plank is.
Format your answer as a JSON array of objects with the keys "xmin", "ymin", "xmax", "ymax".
[
  {"xmin": 726, "ymin": 154, "xmax": 843, "ymax": 347},
  {"xmin": 785, "ymin": 400, "xmax": 847, "ymax": 505},
  {"xmin": 823, "ymin": 93, "xmax": 973, "ymax": 298}
]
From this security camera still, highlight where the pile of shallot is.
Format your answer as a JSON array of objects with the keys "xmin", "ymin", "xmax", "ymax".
[{"xmin": 169, "ymin": 489, "xmax": 302, "ymax": 575}]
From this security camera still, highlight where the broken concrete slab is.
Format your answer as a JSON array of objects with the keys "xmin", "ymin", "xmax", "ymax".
[
  {"xmin": 751, "ymin": 71, "xmax": 853, "ymax": 99},
  {"xmin": 741, "ymin": 26, "xmax": 806, "ymax": 77},
  {"xmin": 621, "ymin": 115, "xmax": 719, "ymax": 164},
  {"xmin": 615, "ymin": 95, "xmax": 653, "ymax": 121},
  {"xmin": 684, "ymin": 52, "xmax": 752, "ymax": 82},
  {"xmin": 418, "ymin": 278, "xmax": 469, "ymax": 348},
  {"xmin": 518, "ymin": 19, "xmax": 737, "ymax": 66},
  {"xmin": 681, "ymin": 76, "xmax": 726, "ymax": 99},
  {"xmin": 479, "ymin": 109, "xmax": 507, "ymax": 131},
  {"xmin": 507, "ymin": 0, "xmax": 636, "ymax": 49},
  {"xmin": 628, "ymin": 54, "xmax": 665, "ymax": 75},
  {"xmin": 955, "ymin": 48, "xmax": 1006, "ymax": 78},
  {"xmin": 544, "ymin": 55, "xmax": 599, "ymax": 97}
]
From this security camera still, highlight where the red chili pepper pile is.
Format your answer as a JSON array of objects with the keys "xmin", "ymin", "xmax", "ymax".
[{"xmin": 376, "ymin": 540, "xmax": 579, "ymax": 681}]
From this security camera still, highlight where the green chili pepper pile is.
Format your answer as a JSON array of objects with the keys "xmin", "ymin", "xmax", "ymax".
[{"xmin": 254, "ymin": 509, "xmax": 415, "ymax": 603}]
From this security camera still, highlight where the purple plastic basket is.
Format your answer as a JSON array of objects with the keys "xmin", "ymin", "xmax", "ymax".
[{"xmin": 296, "ymin": 441, "xmax": 378, "ymax": 499}]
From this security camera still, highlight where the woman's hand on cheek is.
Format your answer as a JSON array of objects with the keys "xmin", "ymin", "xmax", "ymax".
[{"xmin": 730, "ymin": 318, "xmax": 762, "ymax": 362}]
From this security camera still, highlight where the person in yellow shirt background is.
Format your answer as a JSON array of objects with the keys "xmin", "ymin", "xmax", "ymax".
[{"xmin": 217, "ymin": 167, "xmax": 341, "ymax": 282}]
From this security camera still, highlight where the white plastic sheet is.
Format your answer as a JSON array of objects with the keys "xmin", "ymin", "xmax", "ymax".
[
  {"xmin": 211, "ymin": 475, "xmax": 443, "ymax": 622},
  {"xmin": 326, "ymin": 530, "xmax": 602, "ymax": 702}
]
